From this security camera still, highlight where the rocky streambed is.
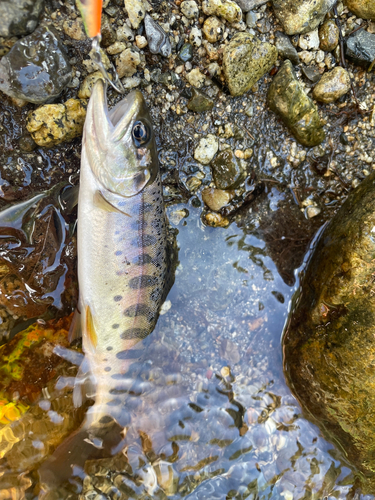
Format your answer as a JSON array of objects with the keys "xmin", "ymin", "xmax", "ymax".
[{"xmin": 1, "ymin": 0, "xmax": 375, "ymax": 498}]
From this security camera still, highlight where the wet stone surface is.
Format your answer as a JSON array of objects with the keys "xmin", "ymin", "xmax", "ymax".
[{"xmin": 0, "ymin": 25, "xmax": 72, "ymax": 103}]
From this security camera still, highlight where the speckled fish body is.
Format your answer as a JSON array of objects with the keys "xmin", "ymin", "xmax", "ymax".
[
  {"xmin": 77, "ymin": 79, "xmax": 168, "ymax": 425},
  {"xmin": 38, "ymin": 79, "xmax": 168, "ymax": 495}
]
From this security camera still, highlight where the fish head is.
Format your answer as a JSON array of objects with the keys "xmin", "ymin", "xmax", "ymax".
[{"xmin": 83, "ymin": 79, "xmax": 158, "ymax": 198}]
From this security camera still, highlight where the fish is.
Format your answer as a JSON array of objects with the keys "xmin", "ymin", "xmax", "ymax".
[{"xmin": 38, "ymin": 78, "xmax": 169, "ymax": 494}]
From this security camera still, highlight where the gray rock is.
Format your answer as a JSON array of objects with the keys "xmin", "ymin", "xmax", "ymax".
[
  {"xmin": 245, "ymin": 11, "xmax": 257, "ymax": 28},
  {"xmin": 144, "ymin": 14, "xmax": 171, "ymax": 57},
  {"xmin": 0, "ymin": 0, "xmax": 44, "ymax": 37},
  {"xmin": 179, "ymin": 43, "xmax": 193, "ymax": 62},
  {"xmin": 268, "ymin": 60, "xmax": 325, "ymax": 147},
  {"xmin": 275, "ymin": 31, "xmax": 300, "ymax": 64},
  {"xmin": 223, "ymin": 32, "xmax": 278, "ymax": 96},
  {"xmin": 0, "ymin": 25, "xmax": 72, "ymax": 104},
  {"xmin": 346, "ymin": 28, "xmax": 375, "ymax": 69},
  {"xmin": 272, "ymin": 0, "xmax": 336, "ymax": 35},
  {"xmin": 301, "ymin": 65, "xmax": 321, "ymax": 83},
  {"xmin": 234, "ymin": 0, "xmax": 268, "ymax": 12}
]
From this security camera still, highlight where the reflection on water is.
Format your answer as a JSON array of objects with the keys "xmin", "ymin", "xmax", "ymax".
[{"xmin": 0, "ymin": 196, "xmax": 371, "ymax": 499}]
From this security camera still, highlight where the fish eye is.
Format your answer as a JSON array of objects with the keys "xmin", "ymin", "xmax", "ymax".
[{"xmin": 132, "ymin": 121, "xmax": 150, "ymax": 147}]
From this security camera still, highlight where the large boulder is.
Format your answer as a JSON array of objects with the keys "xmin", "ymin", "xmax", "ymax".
[{"xmin": 283, "ymin": 171, "xmax": 375, "ymax": 489}]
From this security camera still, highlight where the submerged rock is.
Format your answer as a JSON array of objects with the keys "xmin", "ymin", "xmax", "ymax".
[
  {"xmin": 144, "ymin": 14, "xmax": 171, "ymax": 57},
  {"xmin": 272, "ymin": 0, "xmax": 336, "ymax": 35},
  {"xmin": 268, "ymin": 60, "xmax": 325, "ymax": 147},
  {"xmin": 346, "ymin": 28, "xmax": 375, "ymax": 69},
  {"xmin": 26, "ymin": 98, "xmax": 87, "ymax": 147},
  {"xmin": 312, "ymin": 67, "xmax": 350, "ymax": 103},
  {"xmin": 344, "ymin": 0, "xmax": 375, "ymax": 20},
  {"xmin": 283, "ymin": 171, "xmax": 375, "ymax": 486},
  {"xmin": 202, "ymin": 187, "xmax": 235, "ymax": 211},
  {"xmin": 211, "ymin": 150, "xmax": 246, "ymax": 189},
  {"xmin": 0, "ymin": 25, "xmax": 71, "ymax": 104},
  {"xmin": 0, "ymin": 0, "xmax": 44, "ymax": 37},
  {"xmin": 223, "ymin": 32, "xmax": 277, "ymax": 97}
]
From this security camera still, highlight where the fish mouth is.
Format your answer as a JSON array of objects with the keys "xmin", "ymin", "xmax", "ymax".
[{"xmin": 90, "ymin": 78, "xmax": 146, "ymax": 134}]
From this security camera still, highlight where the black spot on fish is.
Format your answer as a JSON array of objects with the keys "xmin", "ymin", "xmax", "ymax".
[
  {"xmin": 129, "ymin": 275, "xmax": 158, "ymax": 289},
  {"xmin": 107, "ymin": 346, "xmax": 113, "ymax": 351},
  {"xmin": 114, "ymin": 295, "xmax": 122, "ymax": 302},
  {"xmin": 133, "ymin": 254, "xmax": 153, "ymax": 265},
  {"xmin": 150, "ymin": 287, "xmax": 162, "ymax": 302},
  {"xmin": 110, "ymin": 388, "xmax": 128, "ymax": 395},
  {"xmin": 143, "ymin": 203, "xmax": 153, "ymax": 213},
  {"xmin": 105, "ymin": 367, "xmax": 112, "ymax": 372},
  {"xmin": 112, "ymin": 324, "xmax": 120, "ymax": 329},
  {"xmin": 120, "ymin": 328, "xmax": 149, "ymax": 340},
  {"xmin": 114, "ymin": 349, "xmax": 143, "ymax": 360},
  {"xmin": 124, "ymin": 304, "xmax": 152, "ymax": 317},
  {"xmin": 132, "ymin": 235, "xmax": 157, "ymax": 248}
]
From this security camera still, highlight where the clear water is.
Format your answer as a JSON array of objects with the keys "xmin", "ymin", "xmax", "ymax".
[{"xmin": 0, "ymin": 192, "xmax": 370, "ymax": 500}]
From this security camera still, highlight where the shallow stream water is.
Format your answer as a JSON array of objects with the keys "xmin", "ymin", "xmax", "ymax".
[{"xmin": 0, "ymin": 186, "xmax": 370, "ymax": 499}]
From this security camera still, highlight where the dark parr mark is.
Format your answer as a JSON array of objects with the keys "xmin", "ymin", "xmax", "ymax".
[
  {"xmin": 120, "ymin": 328, "xmax": 149, "ymax": 340},
  {"xmin": 129, "ymin": 275, "xmax": 158, "ymax": 289},
  {"xmin": 133, "ymin": 254, "xmax": 152, "ymax": 265},
  {"xmin": 112, "ymin": 324, "xmax": 120, "ymax": 329},
  {"xmin": 124, "ymin": 304, "xmax": 152, "ymax": 318},
  {"xmin": 104, "ymin": 367, "xmax": 112, "ymax": 372},
  {"xmin": 114, "ymin": 295, "xmax": 122, "ymax": 302},
  {"xmin": 132, "ymin": 235, "xmax": 157, "ymax": 248}
]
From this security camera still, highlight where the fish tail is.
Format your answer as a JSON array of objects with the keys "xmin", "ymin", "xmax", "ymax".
[{"xmin": 38, "ymin": 417, "xmax": 124, "ymax": 497}]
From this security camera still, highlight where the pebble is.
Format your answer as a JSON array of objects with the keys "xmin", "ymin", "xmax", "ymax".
[
  {"xmin": 187, "ymin": 88, "xmax": 214, "ymax": 112},
  {"xmin": 116, "ymin": 48, "xmax": 141, "ymax": 78},
  {"xmin": 26, "ymin": 98, "xmax": 87, "ymax": 147},
  {"xmin": 272, "ymin": 0, "xmax": 336, "ymax": 35},
  {"xmin": 100, "ymin": 14, "xmax": 116, "ymax": 47},
  {"xmin": 202, "ymin": 16, "xmax": 224, "ymax": 43},
  {"xmin": 116, "ymin": 24, "xmax": 134, "ymax": 42},
  {"xmin": 305, "ymin": 206, "xmax": 321, "ymax": 218},
  {"xmin": 186, "ymin": 68, "xmax": 206, "ymax": 88},
  {"xmin": 180, "ymin": 0, "xmax": 199, "ymax": 18},
  {"xmin": 0, "ymin": 0, "xmax": 44, "ymax": 37},
  {"xmin": 144, "ymin": 14, "xmax": 171, "ymax": 57},
  {"xmin": 312, "ymin": 67, "xmax": 350, "ymax": 103},
  {"xmin": 268, "ymin": 60, "xmax": 325, "ymax": 147},
  {"xmin": 301, "ymin": 65, "xmax": 321, "ymax": 83},
  {"xmin": 211, "ymin": 150, "xmax": 246, "ymax": 189},
  {"xmin": 223, "ymin": 32, "xmax": 278, "ymax": 96},
  {"xmin": 194, "ymin": 134, "xmax": 219, "ymax": 164},
  {"xmin": 275, "ymin": 31, "xmax": 300, "ymax": 64},
  {"xmin": 202, "ymin": 187, "xmax": 235, "ymax": 211},
  {"xmin": 202, "ymin": 0, "xmax": 242, "ymax": 23},
  {"xmin": 135, "ymin": 35, "xmax": 148, "ymax": 49},
  {"xmin": 179, "ymin": 43, "xmax": 193, "ymax": 62},
  {"xmin": 124, "ymin": 0, "xmax": 146, "ymax": 29},
  {"xmin": 189, "ymin": 26, "xmax": 202, "ymax": 47},
  {"xmin": 319, "ymin": 19, "xmax": 339, "ymax": 52},
  {"xmin": 234, "ymin": 0, "xmax": 268, "ymax": 12},
  {"xmin": 344, "ymin": 0, "xmax": 375, "ymax": 20},
  {"xmin": 298, "ymin": 29, "xmax": 320, "ymax": 50},
  {"xmin": 106, "ymin": 41, "xmax": 126, "ymax": 55},
  {"xmin": 63, "ymin": 18, "xmax": 86, "ymax": 41},
  {"xmin": 0, "ymin": 25, "xmax": 71, "ymax": 104},
  {"xmin": 245, "ymin": 11, "xmax": 257, "ymax": 28},
  {"xmin": 346, "ymin": 28, "xmax": 375, "ymax": 69},
  {"xmin": 78, "ymin": 72, "xmax": 105, "ymax": 99},
  {"xmin": 205, "ymin": 212, "xmax": 230, "ymax": 227}
]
